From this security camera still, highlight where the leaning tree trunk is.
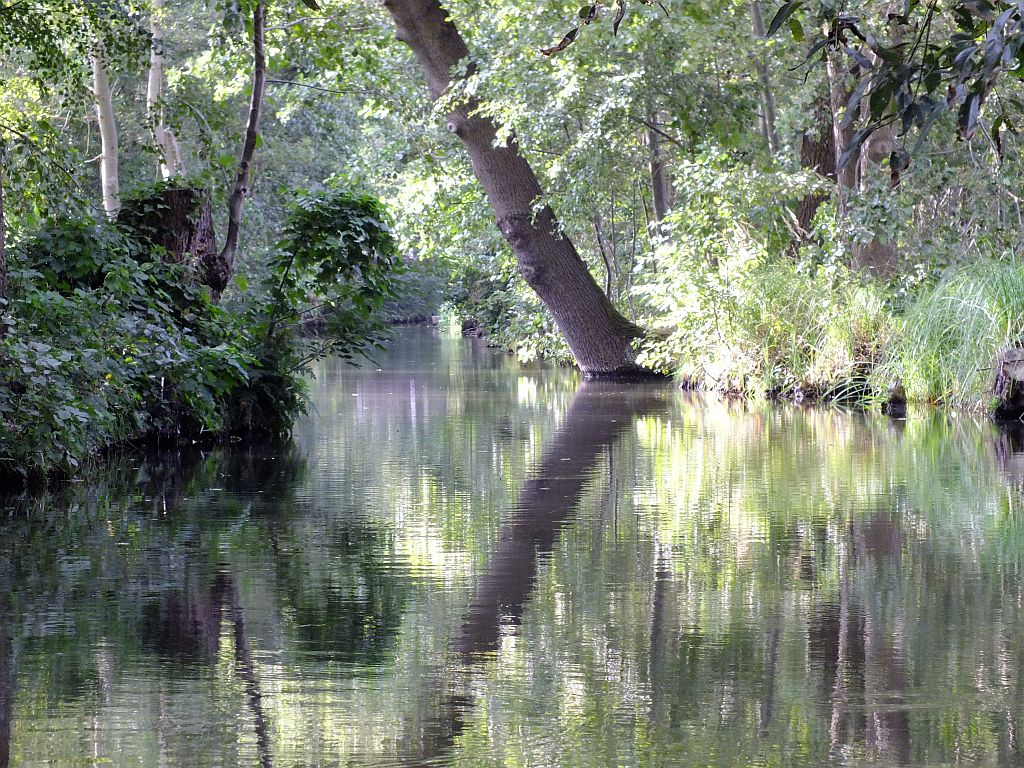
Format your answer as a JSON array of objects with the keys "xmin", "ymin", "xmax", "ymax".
[
  {"xmin": 147, "ymin": 0, "xmax": 184, "ymax": 179},
  {"xmin": 208, "ymin": 0, "xmax": 266, "ymax": 300},
  {"xmin": 92, "ymin": 42, "xmax": 120, "ymax": 217},
  {"xmin": 382, "ymin": 0, "xmax": 646, "ymax": 375}
]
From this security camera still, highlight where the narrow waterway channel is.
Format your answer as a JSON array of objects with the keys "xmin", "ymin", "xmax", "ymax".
[{"xmin": 3, "ymin": 326, "xmax": 1024, "ymax": 766}]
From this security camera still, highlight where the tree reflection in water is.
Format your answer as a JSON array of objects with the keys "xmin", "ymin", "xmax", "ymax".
[{"xmin": 401, "ymin": 379, "xmax": 672, "ymax": 765}]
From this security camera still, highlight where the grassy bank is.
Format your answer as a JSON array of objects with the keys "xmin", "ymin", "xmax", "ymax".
[
  {"xmin": 451, "ymin": 229, "xmax": 1024, "ymax": 416},
  {"xmin": 634, "ymin": 255, "xmax": 1024, "ymax": 415}
]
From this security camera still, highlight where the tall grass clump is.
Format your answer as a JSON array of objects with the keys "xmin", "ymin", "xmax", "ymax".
[{"xmin": 878, "ymin": 259, "xmax": 1024, "ymax": 410}]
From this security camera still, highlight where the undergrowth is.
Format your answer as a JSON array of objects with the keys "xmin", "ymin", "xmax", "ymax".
[{"xmin": 0, "ymin": 184, "xmax": 400, "ymax": 485}]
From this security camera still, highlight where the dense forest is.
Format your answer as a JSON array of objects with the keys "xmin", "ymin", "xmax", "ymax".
[{"xmin": 3, "ymin": 0, "xmax": 1024, "ymax": 480}]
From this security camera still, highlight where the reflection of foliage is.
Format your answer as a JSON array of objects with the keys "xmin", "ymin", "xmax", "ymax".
[
  {"xmin": 12, "ymin": 335, "xmax": 1024, "ymax": 766},
  {"xmin": 276, "ymin": 524, "xmax": 409, "ymax": 666}
]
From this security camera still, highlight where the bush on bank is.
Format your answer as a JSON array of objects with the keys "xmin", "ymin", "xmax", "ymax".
[
  {"xmin": 0, "ymin": 185, "xmax": 400, "ymax": 484},
  {"xmin": 448, "ymin": 151, "xmax": 1024, "ymax": 416}
]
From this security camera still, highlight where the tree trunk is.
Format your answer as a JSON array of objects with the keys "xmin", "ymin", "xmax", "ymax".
[
  {"xmin": 789, "ymin": 97, "xmax": 835, "ymax": 252},
  {"xmin": 92, "ymin": 42, "xmax": 120, "ymax": 217},
  {"xmin": 382, "ymin": 0, "xmax": 647, "ymax": 375},
  {"xmin": 825, "ymin": 51, "xmax": 858, "ymax": 219},
  {"xmin": 644, "ymin": 88, "xmax": 672, "ymax": 226},
  {"xmin": 147, "ymin": 0, "xmax": 184, "ymax": 179},
  {"xmin": 750, "ymin": 0, "xmax": 780, "ymax": 154},
  {"xmin": 850, "ymin": 45, "xmax": 898, "ymax": 279},
  {"xmin": 646, "ymin": 117, "xmax": 672, "ymax": 225},
  {"xmin": 210, "ymin": 0, "xmax": 267, "ymax": 300},
  {"xmin": 118, "ymin": 186, "xmax": 217, "ymax": 273}
]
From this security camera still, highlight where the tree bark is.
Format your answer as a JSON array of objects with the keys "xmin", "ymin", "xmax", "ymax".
[
  {"xmin": 850, "ymin": 45, "xmax": 898, "ymax": 279},
  {"xmin": 826, "ymin": 45, "xmax": 898, "ymax": 278},
  {"xmin": 382, "ymin": 0, "xmax": 647, "ymax": 375},
  {"xmin": 789, "ymin": 97, "xmax": 835, "ymax": 252},
  {"xmin": 646, "ymin": 115, "xmax": 672, "ymax": 225},
  {"xmin": 147, "ymin": 0, "xmax": 184, "ymax": 179},
  {"xmin": 825, "ymin": 51, "xmax": 859, "ymax": 220},
  {"xmin": 644, "ymin": 85, "xmax": 672, "ymax": 226},
  {"xmin": 750, "ymin": 0, "xmax": 780, "ymax": 154},
  {"xmin": 118, "ymin": 186, "xmax": 217, "ymax": 271},
  {"xmin": 92, "ymin": 42, "xmax": 120, "ymax": 217},
  {"xmin": 211, "ymin": 0, "xmax": 267, "ymax": 300}
]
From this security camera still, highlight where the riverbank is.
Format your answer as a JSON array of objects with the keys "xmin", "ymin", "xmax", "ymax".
[
  {"xmin": 0, "ymin": 188, "xmax": 402, "ymax": 487},
  {"xmin": 461, "ymin": 256, "xmax": 1024, "ymax": 420},
  {"xmin": 650, "ymin": 258, "xmax": 1024, "ymax": 419}
]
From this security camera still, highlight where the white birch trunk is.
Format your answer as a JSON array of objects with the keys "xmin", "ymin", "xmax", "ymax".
[
  {"xmin": 147, "ymin": 2, "xmax": 183, "ymax": 179},
  {"xmin": 92, "ymin": 43, "xmax": 120, "ymax": 216}
]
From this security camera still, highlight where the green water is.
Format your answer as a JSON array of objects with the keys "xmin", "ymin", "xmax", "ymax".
[{"xmin": 3, "ymin": 327, "xmax": 1024, "ymax": 767}]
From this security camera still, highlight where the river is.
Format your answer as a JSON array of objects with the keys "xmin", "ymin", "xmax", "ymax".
[{"xmin": 2, "ymin": 326, "xmax": 1024, "ymax": 766}]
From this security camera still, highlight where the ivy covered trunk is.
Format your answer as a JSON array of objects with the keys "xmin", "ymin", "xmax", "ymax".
[
  {"xmin": 118, "ymin": 186, "xmax": 219, "ymax": 285},
  {"xmin": 382, "ymin": 0, "xmax": 647, "ymax": 375}
]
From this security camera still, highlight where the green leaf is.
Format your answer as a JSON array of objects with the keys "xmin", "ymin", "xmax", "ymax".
[
  {"xmin": 788, "ymin": 16, "xmax": 804, "ymax": 42},
  {"xmin": 766, "ymin": 1, "xmax": 801, "ymax": 37},
  {"xmin": 958, "ymin": 90, "xmax": 982, "ymax": 139},
  {"xmin": 841, "ymin": 75, "xmax": 872, "ymax": 129}
]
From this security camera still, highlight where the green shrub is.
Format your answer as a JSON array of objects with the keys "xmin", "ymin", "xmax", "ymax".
[
  {"xmin": 0, "ymin": 184, "xmax": 401, "ymax": 484},
  {"xmin": 631, "ymin": 152, "xmax": 889, "ymax": 400},
  {"xmin": 635, "ymin": 243, "xmax": 889, "ymax": 399}
]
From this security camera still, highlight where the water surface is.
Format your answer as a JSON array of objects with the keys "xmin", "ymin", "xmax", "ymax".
[{"xmin": 3, "ymin": 327, "xmax": 1024, "ymax": 767}]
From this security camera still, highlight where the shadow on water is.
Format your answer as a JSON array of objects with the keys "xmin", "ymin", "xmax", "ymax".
[{"xmin": 397, "ymin": 378, "xmax": 673, "ymax": 766}]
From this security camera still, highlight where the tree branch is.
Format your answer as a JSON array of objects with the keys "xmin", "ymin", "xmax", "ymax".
[
  {"xmin": 266, "ymin": 78, "xmax": 374, "ymax": 97},
  {"xmin": 626, "ymin": 114, "xmax": 684, "ymax": 148}
]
